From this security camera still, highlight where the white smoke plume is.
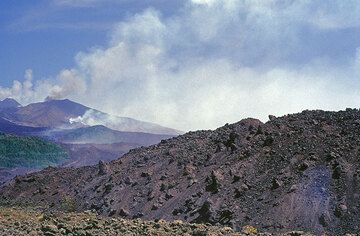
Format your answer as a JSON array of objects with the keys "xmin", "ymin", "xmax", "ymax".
[
  {"xmin": 48, "ymin": 69, "xmax": 86, "ymax": 100},
  {"xmin": 2, "ymin": 0, "xmax": 360, "ymax": 131},
  {"xmin": 0, "ymin": 69, "xmax": 34, "ymax": 104},
  {"xmin": 0, "ymin": 69, "xmax": 86, "ymax": 105},
  {"xmin": 69, "ymin": 109, "xmax": 111, "ymax": 127}
]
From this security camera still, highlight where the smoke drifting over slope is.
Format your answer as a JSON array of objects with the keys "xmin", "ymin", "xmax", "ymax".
[
  {"xmin": 1, "ymin": 0, "xmax": 360, "ymax": 131},
  {"xmin": 0, "ymin": 69, "xmax": 86, "ymax": 105}
]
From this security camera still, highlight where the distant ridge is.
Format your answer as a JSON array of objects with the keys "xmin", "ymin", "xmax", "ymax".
[
  {"xmin": 46, "ymin": 125, "xmax": 174, "ymax": 145},
  {"xmin": 0, "ymin": 98, "xmax": 181, "ymax": 135},
  {"xmin": 0, "ymin": 98, "xmax": 21, "ymax": 109}
]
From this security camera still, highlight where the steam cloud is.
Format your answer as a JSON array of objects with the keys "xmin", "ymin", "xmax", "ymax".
[
  {"xmin": 2, "ymin": 0, "xmax": 360, "ymax": 131},
  {"xmin": 69, "ymin": 109, "xmax": 120, "ymax": 128},
  {"xmin": 0, "ymin": 69, "xmax": 86, "ymax": 105}
]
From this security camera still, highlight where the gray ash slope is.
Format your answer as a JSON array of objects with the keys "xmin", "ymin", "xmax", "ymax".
[{"xmin": 1, "ymin": 109, "xmax": 360, "ymax": 235}]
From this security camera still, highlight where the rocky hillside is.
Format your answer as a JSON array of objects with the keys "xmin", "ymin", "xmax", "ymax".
[{"xmin": 1, "ymin": 109, "xmax": 360, "ymax": 235}]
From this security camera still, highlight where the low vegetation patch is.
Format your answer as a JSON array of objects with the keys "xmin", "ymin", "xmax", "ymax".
[{"xmin": 0, "ymin": 133, "xmax": 68, "ymax": 168}]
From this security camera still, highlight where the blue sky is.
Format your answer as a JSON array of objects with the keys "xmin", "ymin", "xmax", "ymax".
[
  {"xmin": 1, "ymin": 0, "xmax": 360, "ymax": 131},
  {"xmin": 0, "ymin": 0, "xmax": 183, "ymax": 86}
]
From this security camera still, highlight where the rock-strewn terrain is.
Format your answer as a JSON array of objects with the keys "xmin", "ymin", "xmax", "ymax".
[
  {"xmin": 0, "ymin": 207, "xmax": 316, "ymax": 236},
  {"xmin": 1, "ymin": 109, "xmax": 360, "ymax": 235}
]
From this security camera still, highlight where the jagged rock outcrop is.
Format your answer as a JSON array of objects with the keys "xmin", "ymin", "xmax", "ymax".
[{"xmin": 1, "ymin": 109, "xmax": 360, "ymax": 235}]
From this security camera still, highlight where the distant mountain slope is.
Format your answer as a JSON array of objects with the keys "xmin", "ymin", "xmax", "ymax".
[
  {"xmin": 59, "ymin": 142, "xmax": 139, "ymax": 167},
  {"xmin": 2, "ymin": 109, "xmax": 360, "ymax": 235},
  {"xmin": 0, "ymin": 111, "xmax": 174, "ymax": 180},
  {"xmin": 0, "ymin": 117, "xmax": 48, "ymax": 135},
  {"xmin": 0, "ymin": 99, "xmax": 88, "ymax": 128},
  {"xmin": 0, "ymin": 99, "xmax": 181, "ymax": 135},
  {"xmin": 0, "ymin": 133, "xmax": 68, "ymax": 168},
  {"xmin": 0, "ymin": 98, "xmax": 21, "ymax": 110},
  {"xmin": 0, "ymin": 98, "xmax": 180, "ymax": 185},
  {"xmin": 69, "ymin": 109, "xmax": 183, "ymax": 135},
  {"xmin": 46, "ymin": 125, "xmax": 174, "ymax": 145}
]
